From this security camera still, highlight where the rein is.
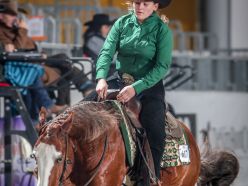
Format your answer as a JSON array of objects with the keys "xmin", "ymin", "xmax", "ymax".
[
  {"xmin": 113, "ymin": 100, "xmax": 159, "ymax": 184},
  {"xmin": 58, "ymin": 133, "xmax": 71, "ymax": 186},
  {"xmin": 136, "ymin": 135, "xmax": 159, "ymax": 184},
  {"xmin": 58, "ymin": 132, "xmax": 108, "ymax": 186},
  {"xmin": 83, "ymin": 134, "xmax": 108, "ymax": 186}
]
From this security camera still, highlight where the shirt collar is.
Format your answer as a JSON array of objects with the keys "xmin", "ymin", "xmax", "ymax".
[{"xmin": 130, "ymin": 11, "xmax": 159, "ymax": 26}]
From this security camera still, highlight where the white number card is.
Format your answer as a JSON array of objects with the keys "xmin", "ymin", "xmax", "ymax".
[{"xmin": 179, "ymin": 145, "xmax": 190, "ymax": 163}]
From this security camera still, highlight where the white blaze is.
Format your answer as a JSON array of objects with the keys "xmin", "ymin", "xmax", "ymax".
[{"xmin": 36, "ymin": 142, "xmax": 62, "ymax": 186}]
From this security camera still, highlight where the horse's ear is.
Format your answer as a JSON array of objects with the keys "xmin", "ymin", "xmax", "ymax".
[
  {"xmin": 36, "ymin": 107, "xmax": 47, "ymax": 134},
  {"xmin": 39, "ymin": 107, "xmax": 47, "ymax": 125},
  {"xmin": 61, "ymin": 112, "xmax": 74, "ymax": 132}
]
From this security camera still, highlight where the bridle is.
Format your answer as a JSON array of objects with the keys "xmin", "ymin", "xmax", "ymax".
[
  {"xmin": 58, "ymin": 131, "xmax": 108, "ymax": 186},
  {"xmin": 58, "ymin": 133, "xmax": 72, "ymax": 186}
]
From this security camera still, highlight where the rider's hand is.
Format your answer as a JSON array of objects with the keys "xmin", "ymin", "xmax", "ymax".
[
  {"xmin": 96, "ymin": 79, "xmax": 108, "ymax": 100},
  {"xmin": 117, "ymin": 85, "xmax": 136, "ymax": 103}
]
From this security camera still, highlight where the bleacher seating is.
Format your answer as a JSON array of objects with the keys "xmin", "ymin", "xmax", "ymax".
[{"xmin": 0, "ymin": 57, "xmax": 38, "ymax": 185}]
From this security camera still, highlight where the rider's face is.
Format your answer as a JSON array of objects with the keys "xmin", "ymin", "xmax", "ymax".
[{"xmin": 133, "ymin": 0, "xmax": 159, "ymax": 23}]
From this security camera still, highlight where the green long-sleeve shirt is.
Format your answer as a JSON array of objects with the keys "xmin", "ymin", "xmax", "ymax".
[{"xmin": 96, "ymin": 11, "xmax": 173, "ymax": 94}]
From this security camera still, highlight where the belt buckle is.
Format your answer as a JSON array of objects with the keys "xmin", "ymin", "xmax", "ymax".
[{"xmin": 122, "ymin": 73, "xmax": 134, "ymax": 86}]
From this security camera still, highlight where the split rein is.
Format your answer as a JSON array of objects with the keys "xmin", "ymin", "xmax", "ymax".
[{"xmin": 58, "ymin": 130, "xmax": 108, "ymax": 186}]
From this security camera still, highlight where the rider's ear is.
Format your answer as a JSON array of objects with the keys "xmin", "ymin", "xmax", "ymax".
[{"xmin": 61, "ymin": 112, "xmax": 74, "ymax": 132}]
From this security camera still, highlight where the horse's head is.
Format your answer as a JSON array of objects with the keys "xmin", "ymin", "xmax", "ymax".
[
  {"xmin": 33, "ymin": 102, "xmax": 128, "ymax": 186},
  {"xmin": 33, "ymin": 110, "xmax": 74, "ymax": 186}
]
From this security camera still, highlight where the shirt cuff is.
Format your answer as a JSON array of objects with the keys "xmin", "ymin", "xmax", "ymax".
[
  {"xmin": 96, "ymin": 69, "xmax": 107, "ymax": 80},
  {"xmin": 132, "ymin": 80, "xmax": 147, "ymax": 95}
]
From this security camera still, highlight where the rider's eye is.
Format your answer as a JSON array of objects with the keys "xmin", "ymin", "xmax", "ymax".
[{"xmin": 57, "ymin": 157, "xmax": 63, "ymax": 163}]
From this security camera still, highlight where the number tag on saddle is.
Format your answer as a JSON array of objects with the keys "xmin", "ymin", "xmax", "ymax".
[{"xmin": 179, "ymin": 145, "xmax": 190, "ymax": 163}]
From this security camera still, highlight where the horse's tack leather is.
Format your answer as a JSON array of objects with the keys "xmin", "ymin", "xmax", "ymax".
[
  {"xmin": 107, "ymin": 90, "xmax": 183, "ymax": 139},
  {"xmin": 105, "ymin": 90, "xmax": 119, "ymax": 100},
  {"xmin": 165, "ymin": 112, "xmax": 183, "ymax": 139},
  {"xmin": 106, "ymin": 91, "xmax": 142, "ymax": 119},
  {"xmin": 105, "ymin": 91, "xmax": 157, "ymax": 185},
  {"xmin": 120, "ymin": 104, "xmax": 157, "ymax": 185}
]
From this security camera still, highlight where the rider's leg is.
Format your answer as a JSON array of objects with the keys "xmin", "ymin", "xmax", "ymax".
[{"xmin": 139, "ymin": 80, "xmax": 166, "ymax": 179}]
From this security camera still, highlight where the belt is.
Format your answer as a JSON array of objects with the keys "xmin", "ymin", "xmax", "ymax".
[
  {"xmin": 119, "ymin": 72, "xmax": 135, "ymax": 86},
  {"xmin": 107, "ymin": 71, "xmax": 135, "ymax": 86}
]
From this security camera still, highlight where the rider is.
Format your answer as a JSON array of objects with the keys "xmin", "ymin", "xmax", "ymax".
[{"xmin": 95, "ymin": 0, "xmax": 173, "ymax": 184}]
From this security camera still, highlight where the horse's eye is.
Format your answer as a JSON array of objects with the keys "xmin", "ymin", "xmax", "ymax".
[{"xmin": 57, "ymin": 157, "xmax": 63, "ymax": 163}]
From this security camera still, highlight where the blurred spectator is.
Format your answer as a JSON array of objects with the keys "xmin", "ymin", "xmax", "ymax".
[
  {"xmin": 0, "ymin": 0, "xmax": 95, "ymax": 105},
  {"xmin": 0, "ymin": 0, "xmax": 67, "ymax": 120},
  {"xmin": 83, "ymin": 14, "xmax": 114, "ymax": 61}
]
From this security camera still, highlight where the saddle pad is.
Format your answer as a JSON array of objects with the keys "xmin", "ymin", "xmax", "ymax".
[
  {"xmin": 109, "ymin": 100, "xmax": 136, "ymax": 167},
  {"xmin": 160, "ymin": 126, "xmax": 191, "ymax": 168}
]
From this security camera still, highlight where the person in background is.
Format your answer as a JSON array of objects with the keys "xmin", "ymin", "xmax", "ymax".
[
  {"xmin": 83, "ymin": 13, "xmax": 114, "ymax": 62},
  {"xmin": 0, "ymin": 0, "xmax": 95, "ymax": 106},
  {"xmin": 0, "ymin": 0, "xmax": 67, "ymax": 120},
  {"xmin": 95, "ymin": 0, "xmax": 173, "ymax": 184},
  {"xmin": 82, "ymin": 13, "xmax": 115, "ymax": 77}
]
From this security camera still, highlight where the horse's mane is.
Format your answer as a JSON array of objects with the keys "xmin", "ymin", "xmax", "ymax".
[{"xmin": 47, "ymin": 101, "xmax": 120, "ymax": 142}]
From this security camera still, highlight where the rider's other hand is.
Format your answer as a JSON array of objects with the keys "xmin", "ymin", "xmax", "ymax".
[
  {"xmin": 96, "ymin": 79, "xmax": 108, "ymax": 100},
  {"xmin": 117, "ymin": 85, "xmax": 136, "ymax": 103}
]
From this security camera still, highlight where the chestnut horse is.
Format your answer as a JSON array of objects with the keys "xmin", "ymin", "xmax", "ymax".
[{"xmin": 33, "ymin": 101, "xmax": 200, "ymax": 186}]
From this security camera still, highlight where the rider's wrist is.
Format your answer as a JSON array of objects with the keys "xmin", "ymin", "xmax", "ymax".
[{"xmin": 96, "ymin": 78, "xmax": 105, "ymax": 83}]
